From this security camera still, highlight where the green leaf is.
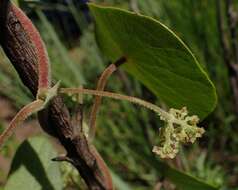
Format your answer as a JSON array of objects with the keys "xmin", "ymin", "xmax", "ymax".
[
  {"xmin": 5, "ymin": 136, "xmax": 63, "ymax": 190},
  {"xmin": 132, "ymin": 148, "xmax": 218, "ymax": 190},
  {"xmin": 89, "ymin": 3, "xmax": 217, "ymax": 119},
  {"xmin": 163, "ymin": 164, "xmax": 218, "ymax": 190}
]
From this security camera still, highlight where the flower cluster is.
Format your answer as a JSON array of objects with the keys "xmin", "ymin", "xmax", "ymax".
[{"xmin": 152, "ymin": 107, "xmax": 205, "ymax": 159}]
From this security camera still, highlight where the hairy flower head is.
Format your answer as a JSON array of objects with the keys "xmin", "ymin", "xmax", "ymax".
[{"xmin": 153, "ymin": 107, "xmax": 205, "ymax": 159}]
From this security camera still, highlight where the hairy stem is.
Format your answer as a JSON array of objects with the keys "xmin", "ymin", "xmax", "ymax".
[
  {"xmin": 0, "ymin": 1, "xmax": 109, "ymax": 188},
  {"xmin": 11, "ymin": 4, "xmax": 50, "ymax": 90},
  {"xmin": 0, "ymin": 100, "xmax": 44, "ymax": 149},
  {"xmin": 89, "ymin": 64, "xmax": 117, "ymax": 140},
  {"xmin": 89, "ymin": 56, "xmax": 126, "ymax": 140},
  {"xmin": 60, "ymin": 88, "xmax": 170, "ymax": 120}
]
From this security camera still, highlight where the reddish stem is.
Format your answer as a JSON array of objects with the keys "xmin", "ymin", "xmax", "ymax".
[
  {"xmin": 0, "ymin": 100, "xmax": 44, "ymax": 149},
  {"xmin": 89, "ymin": 56, "xmax": 126, "ymax": 140},
  {"xmin": 89, "ymin": 64, "xmax": 117, "ymax": 139},
  {"xmin": 90, "ymin": 146, "xmax": 114, "ymax": 190},
  {"xmin": 11, "ymin": 4, "xmax": 50, "ymax": 89}
]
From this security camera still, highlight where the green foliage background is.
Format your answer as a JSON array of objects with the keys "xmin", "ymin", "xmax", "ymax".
[{"xmin": 0, "ymin": 0, "xmax": 237, "ymax": 189}]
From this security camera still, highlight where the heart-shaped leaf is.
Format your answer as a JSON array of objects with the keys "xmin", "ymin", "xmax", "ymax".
[{"xmin": 89, "ymin": 3, "xmax": 217, "ymax": 119}]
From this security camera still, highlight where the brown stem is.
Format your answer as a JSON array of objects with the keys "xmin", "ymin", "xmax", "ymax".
[
  {"xmin": 225, "ymin": 0, "xmax": 238, "ymax": 64},
  {"xmin": 216, "ymin": 0, "xmax": 231, "ymax": 68},
  {"xmin": 216, "ymin": 0, "xmax": 238, "ymax": 115},
  {"xmin": 89, "ymin": 57, "xmax": 126, "ymax": 140},
  {"xmin": 90, "ymin": 146, "xmax": 114, "ymax": 190},
  {"xmin": 0, "ymin": 1, "xmax": 109, "ymax": 189}
]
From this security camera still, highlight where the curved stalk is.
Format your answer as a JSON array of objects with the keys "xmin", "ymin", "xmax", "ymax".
[
  {"xmin": 90, "ymin": 145, "xmax": 114, "ymax": 190},
  {"xmin": 89, "ymin": 64, "xmax": 117, "ymax": 140},
  {"xmin": 89, "ymin": 57, "xmax": 126, "ymax": 140},
  {"xmin": 60, "ymin": 88, "xmax": 170, "ymax": 120},
  {"xmin": 0, "ymin": 100, "xmax": 44, "ymax": 149}
]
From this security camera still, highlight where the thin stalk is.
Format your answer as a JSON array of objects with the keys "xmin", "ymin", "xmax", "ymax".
[
  {"xmin": 60, "ymin": 88, "xmax": 170, "ymax": 120},
  {"xmin": 0, "ymin": 100, "xmax": 44, "ymax": 149},
  {"xmin": 89, "ymin": 64, "xmax": 117, "ymax": 139},
  {"xmin": 90, "ymin": 145, "xmax": 114, "ymax": 190},
  {"xmin": 89, "ymin": 56, "xmax": 126, "ymax": 140}
]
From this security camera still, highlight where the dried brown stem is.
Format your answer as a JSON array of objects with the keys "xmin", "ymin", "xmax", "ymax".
[{"xmin": 0, "ymin": 1, "xmax": 110, "ymax": 189}]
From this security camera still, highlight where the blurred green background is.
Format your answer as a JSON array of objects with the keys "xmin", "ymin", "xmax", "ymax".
[{"xmin": 0, "ymin": 0, "xmax": 237, "ymax": 189}]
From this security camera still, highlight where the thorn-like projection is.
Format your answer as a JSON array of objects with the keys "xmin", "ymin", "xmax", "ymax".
[
  {"xmin": 52, "ymin": 155, "xmax": 73, "ymax": 163},
  {"xmin": 37, "ymin": 81, "xmax": 61, "ymax": 105}
]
